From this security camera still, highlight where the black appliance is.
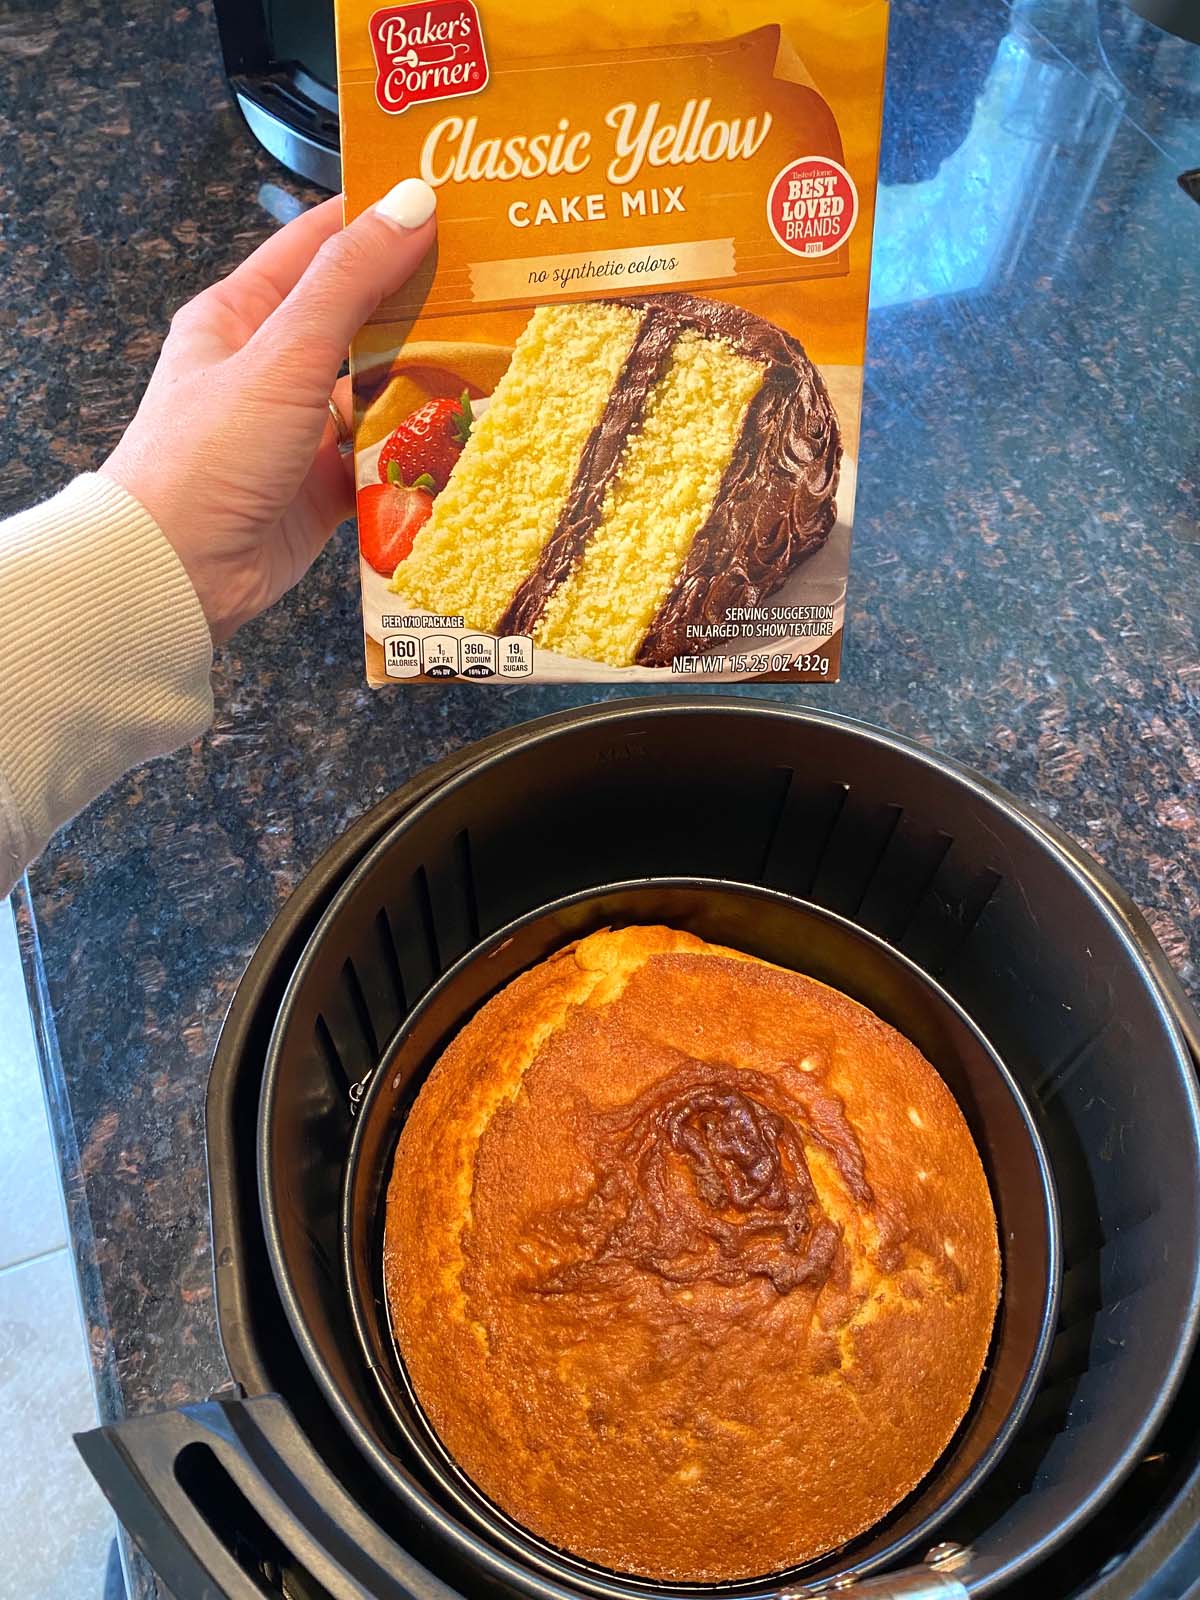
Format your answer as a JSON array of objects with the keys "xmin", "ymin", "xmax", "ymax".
[
  {"xmin": 213, "ymin": 0, "xmax": 340, "ymax": 191},
  {"xmin": 309, "ymin": 879, "xmax": 1060, "ymax": 1597},
  {"xmin": 1127, "ymin": 0, "xmax": 1200, "ymax": 44},
  {"xmin": 76, "ymin": 700, "xmax": 1200, "ymax": 1600}
]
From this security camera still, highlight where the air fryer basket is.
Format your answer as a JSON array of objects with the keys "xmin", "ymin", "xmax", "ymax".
[
  {"xmin": 339, "ymin": 878, "xmax": 1061, "ymax": 1592},
  {"xmin": 258, "ymin": 700, "xmax": 1200, "ymax": 1599}
]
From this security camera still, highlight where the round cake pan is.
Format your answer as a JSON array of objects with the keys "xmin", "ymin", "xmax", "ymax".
[{"xmin": 341, "ymin": 879, "xmax": 1061, "ymax": 1595}]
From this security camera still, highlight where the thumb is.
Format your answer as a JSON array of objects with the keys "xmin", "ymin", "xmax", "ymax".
[{"xmin": 243, "ymin": 177, "xmax": 437, "ymax": 393}]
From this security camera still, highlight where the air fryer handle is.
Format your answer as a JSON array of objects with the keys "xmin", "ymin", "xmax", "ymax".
[
  {"xmin": 76, "ymin": 1393, "xmax": 460, "ymax": 1600},
  {"xmin": 76, "ymin": 1399, "xmax": 283, "ymax": 1599}
]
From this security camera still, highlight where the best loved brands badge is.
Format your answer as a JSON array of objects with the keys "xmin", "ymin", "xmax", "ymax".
[{"xmin": 369, "ymin": 1, "xmax": 490, "ymax": 115}]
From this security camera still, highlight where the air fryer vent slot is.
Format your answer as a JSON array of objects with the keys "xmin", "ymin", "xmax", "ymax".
[
  {"xmin": 1033, "ymin": 1026, "xmax": 1111, "ymax": 1104},
  {"xmin": 810, "ymin": 796, "xmax": 903, "ymax": 917},
  {"xmin": 406, "ymin": 836, "xmax": 483, "ymax": 987},
  {"xmin": 341, "ymin": 959, "xmax": 379, "ymax": 1061},
  {"xmin": 374, "ymin": 907, "xmax": 408, "ymax": 1016},
  {"xmin": 313, "ymin": 1014, "xmax": 348, "ymax": 1097},
  {"xmin": 412, "ymin": 865, "xmax": 440, "ymax": 978},
  {"xmin": 900, "ymin": 864, "xmax": 1003, "ymax": 978},
  {"xmin": 857, "ymin": 823, "xmax": 954, "ymax": 944},
  {"xmin": 759, "ymin": 776, "xmax": 849, "ymax": 898},
  {"xmin": 755, "ymin": 765, "xmax": 797, "ymax": 882},
  {"xmin": 1056, "ymin": 1258, "xmax": 1103, "ymax": 1332},
  {"xmin": 455, "ymin": 828, "xmax": 481, "ymax": 944},
  {"xmin": 1040, "ymin": 1331, "xmax": 1096, "ymax": 1400}
]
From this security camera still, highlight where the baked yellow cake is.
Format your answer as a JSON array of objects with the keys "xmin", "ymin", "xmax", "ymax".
[
  {"xmin": 389, "ymin": 293, "xmax": 842, "ymax": 667},
  {"xmin": 384, "ymin": 926, "xmax": 1000, "ymax": 1581}
]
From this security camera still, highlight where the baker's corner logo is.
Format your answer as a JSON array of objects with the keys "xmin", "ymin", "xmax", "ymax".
[{"xmin": 369, "ymin": 2, "xmax": 489, "ymax": 115}]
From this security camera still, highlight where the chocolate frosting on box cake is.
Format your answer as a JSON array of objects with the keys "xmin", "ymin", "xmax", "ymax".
[{"xmin": 496, "ymin": 292, "xmax": 842, "ymax": 665}]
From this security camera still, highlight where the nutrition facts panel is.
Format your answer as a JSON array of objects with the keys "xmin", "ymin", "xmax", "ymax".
[{"xmin": 382, "ymin": 634, "xmax": 533, "ymax": 680}]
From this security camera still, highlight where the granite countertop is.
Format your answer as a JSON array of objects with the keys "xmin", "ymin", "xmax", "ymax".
[{"xmin": 1, "ymin": 0, "xmax": 1198, "ymax": 1594}]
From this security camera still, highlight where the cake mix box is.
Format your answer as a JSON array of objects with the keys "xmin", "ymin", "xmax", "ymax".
[{"xmin": 335, "ymin": 0, "xmax": 888, "ymax": 684}]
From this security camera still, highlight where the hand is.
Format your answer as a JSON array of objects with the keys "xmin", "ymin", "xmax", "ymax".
[{"xmin": 101, "ymin": 179, "xmax": 437, "ymax": 643}]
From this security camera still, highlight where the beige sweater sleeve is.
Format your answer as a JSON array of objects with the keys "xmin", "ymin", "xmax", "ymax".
[{"xmin": 0, "ymin": 474, "xmax": 214, "ymax": 897}]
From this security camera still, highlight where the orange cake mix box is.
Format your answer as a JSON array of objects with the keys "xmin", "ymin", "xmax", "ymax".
[{"xmin": 334, "ymin": 0, "xmax": 889, "ymax": 684}]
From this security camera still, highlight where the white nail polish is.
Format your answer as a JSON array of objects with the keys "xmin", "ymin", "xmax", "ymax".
[{"xmin": 374, "ymin": 177, "xmax": 437, "ymax": 230}]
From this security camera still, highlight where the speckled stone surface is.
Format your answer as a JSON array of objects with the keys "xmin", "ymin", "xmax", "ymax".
[{"xmin": 1, "ymin": 0, "xmax": 1198, "ymax": 1594}]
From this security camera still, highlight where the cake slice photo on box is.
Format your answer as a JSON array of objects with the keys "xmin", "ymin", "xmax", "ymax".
[{"xmin": 367, "ymin": 292, "xmax": 842, "ymax": 671}]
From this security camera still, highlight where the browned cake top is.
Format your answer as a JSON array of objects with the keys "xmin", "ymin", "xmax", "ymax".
[{"xmin": 384, "ymin": 927, "xmax": 1000, "ymax": 1582}]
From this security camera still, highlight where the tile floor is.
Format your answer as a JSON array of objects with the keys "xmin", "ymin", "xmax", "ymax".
[{"xmin": 0, "ymin": 895, "xmax": 122, "ymax": 1598}]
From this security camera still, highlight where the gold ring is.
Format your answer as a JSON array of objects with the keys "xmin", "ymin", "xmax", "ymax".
[{"xmin": 328, "ymin": 396, "xmax": 354, "ymax": 455}]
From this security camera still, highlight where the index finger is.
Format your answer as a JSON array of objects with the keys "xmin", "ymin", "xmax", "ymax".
[
  {"xmin": 241, "ymin": 181, "xmax": 437, "ymax": 394},
  {"xmin": 206, "ymin": 195, "xmax": 347, "ymax": 335}
]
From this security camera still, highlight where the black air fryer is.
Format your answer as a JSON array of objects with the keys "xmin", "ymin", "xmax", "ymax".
[
  {"xmin": 77, "ymin": 701, "xmax": 1200, "ymax": 1600},
  {"xmin": 1127, "ymin": 0, "xmax": 1200, "ymax": 44},
  {"xmin": 212, "ymin": 0, "xmax": 340, "ymax": 190}
]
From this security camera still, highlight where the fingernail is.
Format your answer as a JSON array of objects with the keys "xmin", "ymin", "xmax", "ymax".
[{"xmin": 374, "ymin": 177, "xmax": 437, "ymax": 231}]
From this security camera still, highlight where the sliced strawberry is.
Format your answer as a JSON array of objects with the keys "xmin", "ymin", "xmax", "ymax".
[
  {"xmin": 357, "ymin": 480, "xmax": 433, "ymax": 576},
  {"xmin": 377, "ymin": 391, "xmax": 473, "ymax": 492}
]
